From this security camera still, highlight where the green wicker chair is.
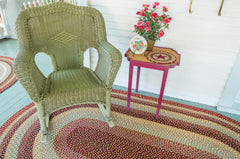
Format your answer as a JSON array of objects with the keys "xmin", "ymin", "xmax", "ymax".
[{"xmin": 14, "ymin": 3, "xmax": 122, "ymax": 142}]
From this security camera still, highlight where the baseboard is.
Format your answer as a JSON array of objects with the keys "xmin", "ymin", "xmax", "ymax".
[
  {"xmin": 217, "ymin": 106, "xmax": 240, "ymax": 115},
  {"xmin": 113, "ymin": 85, "xmax": 215, "ymax": 108},
  {"xmin": 113, "ymin": 85, "xmax": 240, "ymax": 122}
]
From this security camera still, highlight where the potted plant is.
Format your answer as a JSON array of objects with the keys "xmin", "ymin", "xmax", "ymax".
[{"xmin": 134, "ymin": 2, "xmax": 172, "ymax": 51}]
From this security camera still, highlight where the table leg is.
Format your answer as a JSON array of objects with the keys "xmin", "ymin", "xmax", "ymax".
[
  {"xmin": 127, "ymin": 62, "xmax": 134, "ymax": 112},
  {"xmin": 156, "ymin": 69, "xmax": 169, "ymax": 119},
  {"xmin": 136, "ymin": 66, "xmax": 141, "ymax": 92}
]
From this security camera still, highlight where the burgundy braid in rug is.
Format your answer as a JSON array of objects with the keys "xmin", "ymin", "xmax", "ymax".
[
  {"xmin": 0, "ymin": 56, "xmax": 17, "ymax": 93},
  {"xmin": 0, "ymin": 89, "xmax": 240, "ymax": 158}
]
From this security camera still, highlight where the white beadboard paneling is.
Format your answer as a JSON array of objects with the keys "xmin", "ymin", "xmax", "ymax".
[{"xmin": 89, "ymin": 0, "xmax": 240, "ymax": 107}]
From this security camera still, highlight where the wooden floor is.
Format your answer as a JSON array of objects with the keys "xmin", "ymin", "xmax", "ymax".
[
  {"xmin": 0, "ymin": 38, "xmax": 239, "ymax": 126},
  {"xmin": 0, "ymin": 39, "xmax": 31, "ymax": 125},
  {"xmin": 0, "ymin": 39, "xmax": 52, "ymax": 125}
]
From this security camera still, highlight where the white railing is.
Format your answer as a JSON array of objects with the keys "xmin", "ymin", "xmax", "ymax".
[{"xmin": 20, "ymin": 0, "xmax": 78, "ymax": 10}]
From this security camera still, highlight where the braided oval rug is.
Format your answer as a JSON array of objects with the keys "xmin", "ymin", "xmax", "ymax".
[
  {"xmin": 0, "ymin": 56, "xmax": 17, "ymax": 93},
  {"xmin": 0, "ymin": 89, "xmax": 240, "ymax": 158}
]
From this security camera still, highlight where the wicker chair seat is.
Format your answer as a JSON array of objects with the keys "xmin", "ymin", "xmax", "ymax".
[{"xmin": 43, "ymin": 68, "xmax": 106, "ymax": 114}]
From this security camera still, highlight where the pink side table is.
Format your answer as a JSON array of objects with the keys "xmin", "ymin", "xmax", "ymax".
[{"xmin": 125, "ymin": 46, "xmax": 181, "ymax": 119}]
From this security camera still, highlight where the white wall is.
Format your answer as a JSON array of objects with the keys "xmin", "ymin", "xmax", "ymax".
[
  {"xmin": 89, "ymin": 0, "xmax": 240, "ymax": 107},
  {"xmin": 218, "ymin": 50, "xmax": 240, "ymax": 115},
  {"xmin": 5, "ymin": 0, "xmax": 240, "ymax": 107}
]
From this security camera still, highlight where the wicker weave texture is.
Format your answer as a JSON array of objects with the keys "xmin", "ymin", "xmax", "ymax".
[{"xmin": 14, "ymin": 2, "xmax": 122, "ymax": 141}]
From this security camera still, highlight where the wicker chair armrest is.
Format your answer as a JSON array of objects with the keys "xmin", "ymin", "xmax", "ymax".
[
  {"xmin": 95, "ymin": 41, "xmax": 122, "ymax": 88},
  {"xmin": 14, "ymin": 47, "xmax": 46, "ymax": 102}
]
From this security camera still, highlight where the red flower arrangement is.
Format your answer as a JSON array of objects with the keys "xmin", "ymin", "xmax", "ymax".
[{"xmin": 134, "ymin": 2, "xmax": 172, "ymax": 43}]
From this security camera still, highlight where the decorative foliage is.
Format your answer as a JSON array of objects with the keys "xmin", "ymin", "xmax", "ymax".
[{"xmin": 134, "ymin": 2, "xmax": 172, "ymax": 42}]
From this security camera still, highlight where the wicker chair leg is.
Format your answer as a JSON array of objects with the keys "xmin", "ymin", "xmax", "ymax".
[
  {"xmin": 37, "ymin": 104, "xmax": 49, "ymax": 142},
  {"xmin": 42, "ymin": 115, "xmax": 49, "ymax": 142},
  {"xmin": 98, "ymin": 103, "xmax": 114, "ymax": 127},
  {"xmin": 45, "ymin": 115, "xmax": 50, "ymax": 128},
  {"xmin": 39, "ymin": 116, "xmax": 48, "ymax": 142}
]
